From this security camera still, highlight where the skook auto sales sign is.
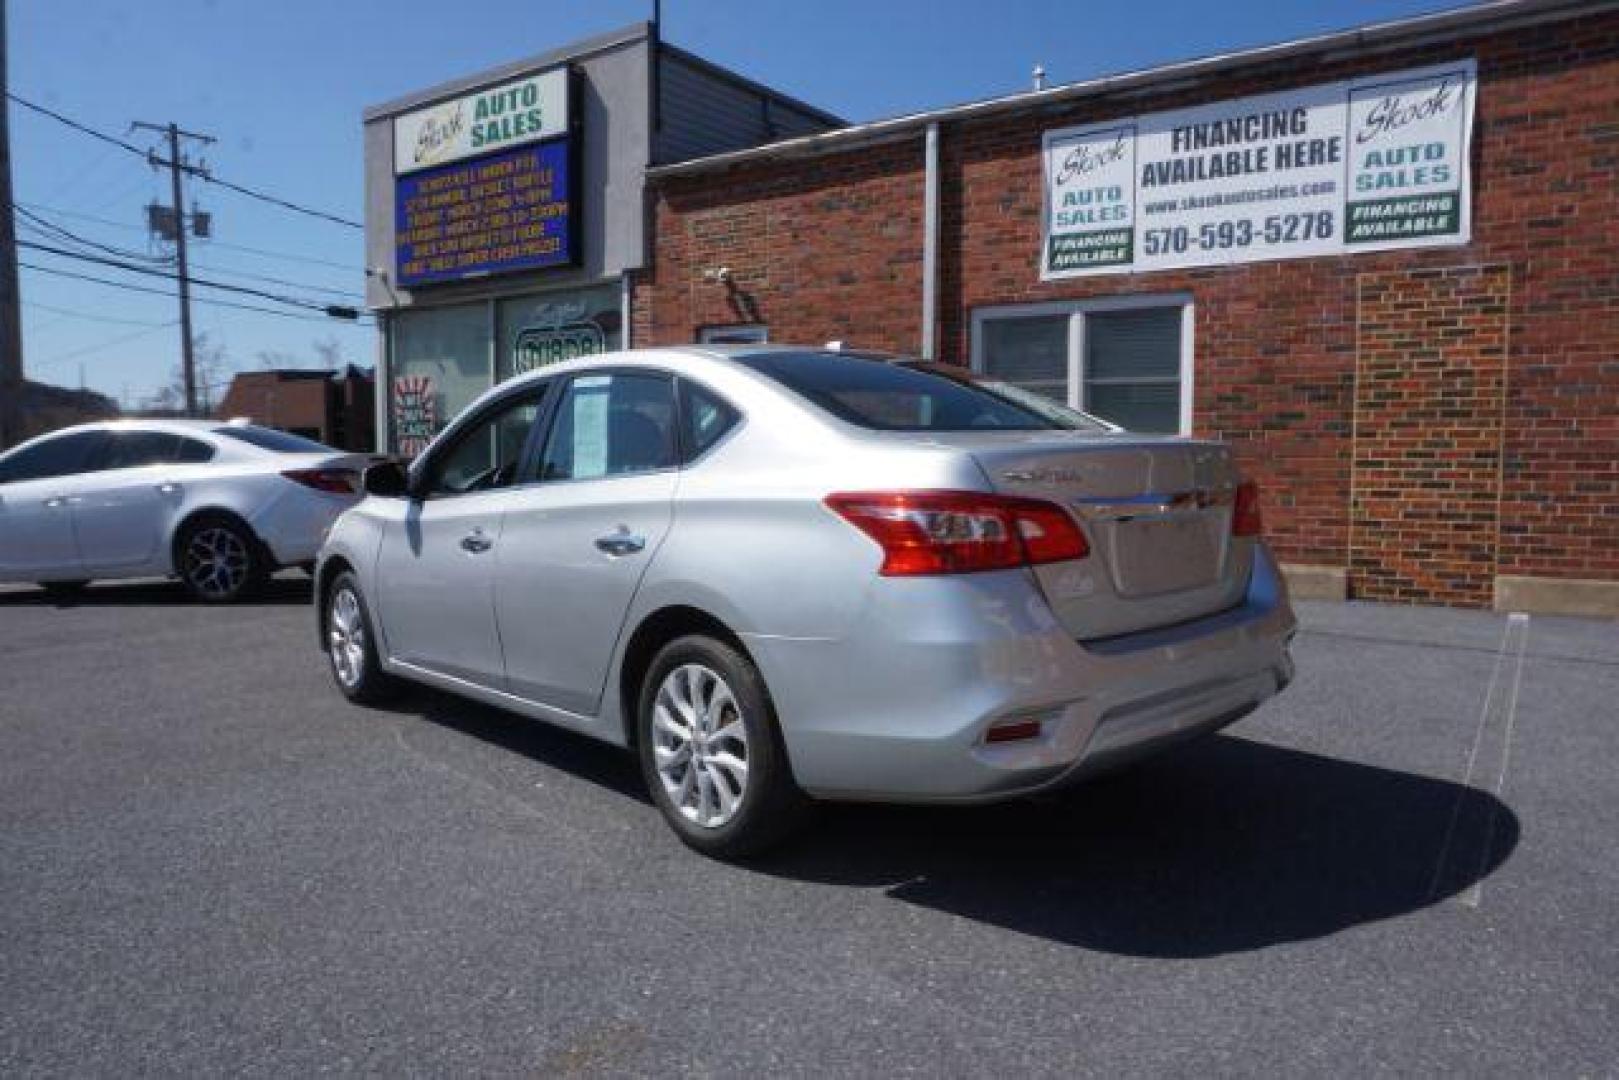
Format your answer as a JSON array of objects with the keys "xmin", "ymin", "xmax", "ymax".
[
  {"xmin": 1041, "ymin": 60, "xmax": 1476, "ymax": 278},
  {"xmin": 394, "ymin": 68, "xmax": 569, "ymax": 175}
]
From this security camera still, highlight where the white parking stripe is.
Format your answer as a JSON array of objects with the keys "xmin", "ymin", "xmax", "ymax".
[
  {"xmin": 1460, "ymin": 613, "xmax": 1530, "ymax": 909},
  {"xmin": 1427, "ymin": 612, "xmax": 1531, "ymax": 906}
]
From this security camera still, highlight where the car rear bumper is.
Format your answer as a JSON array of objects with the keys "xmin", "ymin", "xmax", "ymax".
[
  {"xmin": 250, "ymin": 487, "xmax": 358, "ymax": 567},
  {"xmin": 742, "ymin": 544, "xmax": 1296, "ymax": 803}
]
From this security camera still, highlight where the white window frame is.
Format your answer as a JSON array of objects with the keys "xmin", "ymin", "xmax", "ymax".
[{"xmin": 969, "ymin": 293, "xmax": 1194, "ymax": 435}]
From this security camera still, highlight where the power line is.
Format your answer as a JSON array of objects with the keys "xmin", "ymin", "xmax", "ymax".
[
  {"xmin": 15, "ymin": 205, "xmax": 172, "ymax": 265},
  {"xmin": 202, "ymin": 237, "xmax": 364, "ymax": 273},
  {"xmin": 42, "ymin": 142, "xmax": 122, "ymax": 206},
  {"xmin": 14, "ymin": 202, "xmax": 143, "ymax": 232},
  {"xmin": 8, "ymin": 92, "xmax": 362, "ymax": 230},
  {"xmin": 199, "ymin": 173, "xmax": 362, "ymax": 230},
  {"xmin": 15, "ymin": 201, "xmax": 365, "ymax": 283},
  {"xmin": 18, "ymin": 238, "xmax": 361, "ymax": 316},
  {"xmin": 5, "ymin": 91, "xmax": 150, "ymax": 158},
  {"xmin": 185, "ymin": 260, "xmax": 364, "ymax": 301},
  {"xmin": 22, "ymin": 299, "xmax": 170, "ymax": 327},
  {"xmin": 19, "ymin": 262, "xmax": 374, "ymax": 324},
  {"xmin": 32, "ymin": 319, "xmax": 178, "ymax": 370},
  {"xmin": 16, "ymin": 202, "xmax": 365, "ymax": 273}
]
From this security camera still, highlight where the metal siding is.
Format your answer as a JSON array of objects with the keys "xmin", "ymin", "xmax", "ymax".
[{"xmin": 656, "ymin": 54, "xmax": 836, "ymax": 164}]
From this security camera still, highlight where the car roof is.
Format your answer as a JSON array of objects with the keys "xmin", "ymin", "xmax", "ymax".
[
  {"xmin": 5, "ymin": 418, "xmax": 243, "ymax": 449},
  {"xmin": 69, "ymin": 418, "xmax": 226, "ymax": 436},
  {"xmin": 486, "ymin": 344, "xmax": 898, "ymax": 393}
]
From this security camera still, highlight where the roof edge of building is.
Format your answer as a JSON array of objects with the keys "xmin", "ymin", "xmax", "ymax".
[
  {"xmin": 647, "ymin": 0, "xmax": 1614, "ymax": 180},
  {"xmin": 363, "ymin": 21, "xmax": 652, "ymax": 122}
]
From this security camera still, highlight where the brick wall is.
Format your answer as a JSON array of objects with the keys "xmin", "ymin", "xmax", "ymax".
[
  {"xmin": 641, "ymin": 142, "xmax": 925, "ymax": 353},
  {"xmin": 641, "ymin": 11, "xmax": 1619, "ymax": 606},
  {"xmin": 1351, "ymin": 266, "xmax": 1510, "ymax": 605}
]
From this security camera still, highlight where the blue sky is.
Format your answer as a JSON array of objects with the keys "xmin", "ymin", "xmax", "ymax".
[{"xmin": 11, "ymin": 0, "xmax": 1468, "ymax": 406}]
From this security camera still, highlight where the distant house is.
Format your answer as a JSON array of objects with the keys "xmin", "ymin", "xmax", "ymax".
[
  {"xmin": 214, "ymin": 366, "xmax": 374, "ymax": 451},
  {"xmin": 18, "ymin": 380, "xmax": 119, "ymax": 441}
]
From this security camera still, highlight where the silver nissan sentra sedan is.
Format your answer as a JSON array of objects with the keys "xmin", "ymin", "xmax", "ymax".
[{"xmin": 315, "ymin": 346, "xmax": 1296, "ymax": 857}]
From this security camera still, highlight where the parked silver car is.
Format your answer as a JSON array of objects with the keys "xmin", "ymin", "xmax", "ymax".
[
  {"xmin": 0, "ymin": 419, "xmax": 371, "ymax": 602},
  {"xmin": 316, "ymin": 347, "xmax": 1295, "ymax": 857}
]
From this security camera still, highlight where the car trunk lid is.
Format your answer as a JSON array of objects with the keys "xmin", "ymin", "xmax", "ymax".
[{"xmin": 914, "ymin": 431, "xmax": 1252, "ymax": 640}]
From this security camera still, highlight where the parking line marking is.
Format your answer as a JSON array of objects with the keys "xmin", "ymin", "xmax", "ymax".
[
  {"xmin": 1427, "ymin": 612, "xmax": 1530, "ymax": 905},
  {"xmin": 1460, "ymin": 613, "xmax": 1530, "ymax": 910}
]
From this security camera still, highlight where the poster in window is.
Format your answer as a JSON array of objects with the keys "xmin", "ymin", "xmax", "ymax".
[{"xmin": 392, "ymin": 374, "xmax": 437, "ymax": 457}]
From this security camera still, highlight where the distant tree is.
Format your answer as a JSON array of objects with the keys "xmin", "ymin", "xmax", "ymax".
[
  {"xmin": 312, "ymin": 336, "xmax": 347, "ymax": 372},
  {"xmin": 255, "ymin": 349, "xmax": 303, "ymax": 371},
  {"xmin": 151, "ymin": 332, "xmax": 233, "ymax": 415}
]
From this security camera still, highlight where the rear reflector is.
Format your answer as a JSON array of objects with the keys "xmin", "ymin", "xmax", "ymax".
[
  {"xmin": 824, "ymin": 490, "xmax": 1088, "ymax": 576},
  {"xmin": 1232, "ymin": 480, "xmax": 1263, "ymax": 537},
  {"xmin": 984, "ymin": 718, "xmax": 1044, "ymax": 744},
  {"xmin": 282, "ymin": 468, "xmax": 359, "ymax": 495}
]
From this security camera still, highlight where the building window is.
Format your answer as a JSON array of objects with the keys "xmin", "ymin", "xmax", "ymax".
[
  {"xmin": 497, "ymin": 285, "xmax": 623, "ymax": 382},
  {"xmin": 1082, "ymin": 307, "xmax": 1184, "ymax": 434},
  {"xmin": 386, "ymin": 286, "xmax": 628, "ymax": 455},
  {"xmin": 979, "ymin": 315, "xmax": 1067, "ymax": 403},
  {"xmin": 391, "ymin": 302, "xmax": 492, "ymax": 455},
  {"xmin": 698, "ymin": 324, "xmax": 768, "ymax": 345},
  {"xmin": 971, "ymin": 296, "xmax": 1192, "ymax": 434}
]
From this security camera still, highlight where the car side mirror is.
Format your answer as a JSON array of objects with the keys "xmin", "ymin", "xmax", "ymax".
[{"xmin": 362, "ymin": 459, "xmax": 411, "ymax": 498}]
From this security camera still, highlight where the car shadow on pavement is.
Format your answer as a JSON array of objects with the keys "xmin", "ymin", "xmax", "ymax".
[
  {"xmin": 0, "ymin": 575, "xmax": 313, "ymax": 608},
  {"xmin": 401, "ymin": 688, "xmax": 653, "ymax": 805},
  {"xmin": 756, "ymin": 733, "xmax": 1519, "ymax": 958}
]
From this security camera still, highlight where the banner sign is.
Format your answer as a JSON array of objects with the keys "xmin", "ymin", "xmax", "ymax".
[
  {"xmin": 393, "ymin": 68, "xmax": 569, "ymax": 175},
  {"xmin": 394, "ymin": 141, "xmax": 574, "ymax": 287},
  {"xmin": 1041, "ymin": 60, "xmax": 1476, "ymax": 279},
  {"xmin": 392, "ymin": 374, "xmax": 437, "ymax": 457}
]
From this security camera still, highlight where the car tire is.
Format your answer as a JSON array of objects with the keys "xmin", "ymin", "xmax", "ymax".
[
  {"xmin": 175, "ymin": 515, "xmax": 267, "ymax": 603},
  {"xmin": 636, "ymin": 634, "xmax": 811, "ymax": 859},
  {"xmin": 323, "ymin": 571, "xmax": 397, "ymax": 705}
]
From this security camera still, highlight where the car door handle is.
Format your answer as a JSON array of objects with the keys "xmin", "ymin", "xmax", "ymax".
[
  {"xmin": 43, "ymin": 496, "xmax": 67, "ymax": 509},
  {"xmin": 594, "ymin": 528, "xmax": 646, "ymax": 556},
  {"xmin": 460, "ymin": 530, "xmax": 494, "ymax": 554},
  {"xmin": 157, "ymin": 482, "xmax": 181, "ymax": 496}
]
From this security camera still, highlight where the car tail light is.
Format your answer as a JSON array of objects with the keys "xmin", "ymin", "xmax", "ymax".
[
  {"xmin": 824, "ymin": 490, "xmax": 1089, "ymax": 576},
  {"xmin": 1232, "ymin": 480, "xmax": 1263, "ymax": 537},
  {"xmin": 282, "ymin": 468, "xmax": 359, "ymax": 495},
  {"xmin": 984, "ymin": 717, "xmax": 1044, "ymax": 744}
]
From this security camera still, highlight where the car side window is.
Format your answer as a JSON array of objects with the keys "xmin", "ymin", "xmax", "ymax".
[
  {"xmin": 97, "ymin": 431, "xmax": 183, "ymax": 470},
  {"xmin": 421, "ymin": 386, "xmax": 548, "ymax": 498},
  {"xmin": 539, "ymin": 373, "xmax": 677, "ymax": 482},
  {"xmin": 0, "ymin": 431, "xmax": 108, "ymax": 484},
  {"xmin": 175, "ymin": 438, "xmax": 216, "ymax": 463},
  {"xmin": 678, "ymin": 380, "xmax": 740, "ymax": 462}
]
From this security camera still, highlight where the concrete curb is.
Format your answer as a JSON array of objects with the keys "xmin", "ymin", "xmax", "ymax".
[{"xmin": 1494, "ymin": 575, "xmax": 1619, "ymax": 619}]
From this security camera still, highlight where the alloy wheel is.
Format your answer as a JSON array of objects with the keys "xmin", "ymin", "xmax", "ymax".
[
  {"xmin": 652, "ymin": 663, "xmax": 750, "ymax": 828},
  {"xmin": 183, "ymin": 526, "xmax": 250, "ymax": 599},
  {"xmin": 328, "ymin": 586, "xmax": 366, "ymax": 690}
]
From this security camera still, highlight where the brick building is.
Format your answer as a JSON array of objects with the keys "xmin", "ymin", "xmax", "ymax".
[
  {"xmin": 632, "ymin": 0, "xmax": 1619, "ymax": 614},
  {"xmin": 364, "ymin": 1, "xmax": 1617, "ymax": 614},
  {"xmin": 214, "ymin": 367, "xmax": 375, "ymax": 452}
]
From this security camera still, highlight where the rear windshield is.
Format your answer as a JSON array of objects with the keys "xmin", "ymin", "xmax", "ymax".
[
  {"xmin": 213, "ymin": 425, "xmax": 334, "ymax": 453},
  {"xmin": 733, "ymin": 351, "xmax": 1098, "ymax": 432}
]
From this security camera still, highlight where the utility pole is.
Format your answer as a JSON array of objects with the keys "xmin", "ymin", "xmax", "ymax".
[
  {"xmin": 133, "ymin": 120, "xmax": 213, "ymax": 417},
  {"xmin": 0, "ymin": 0, "xmax": 26, "ymax": 448}
]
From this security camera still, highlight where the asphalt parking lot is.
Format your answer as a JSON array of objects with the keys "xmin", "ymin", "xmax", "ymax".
[{"xmin": 1, "ymin": 577, "xmax": 1615, "ymax": 1075}]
